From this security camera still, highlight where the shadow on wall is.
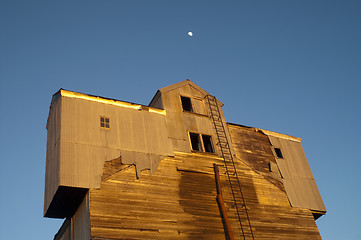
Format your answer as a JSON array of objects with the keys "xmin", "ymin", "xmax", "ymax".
[{"xmin": 178, "ymin": 170, "xmax": 225, "ymax": 239}]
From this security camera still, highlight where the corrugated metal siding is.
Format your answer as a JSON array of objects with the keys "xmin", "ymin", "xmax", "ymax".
[
  {"xmin": 268, "ymin": 136, "xmax": 326, "ymax": 212},
  {"xmin": 59, "ymin": 95, "xmax": 174, "ymax": 189},
  {"xmin": 72, "ymin": 192, "xmax": 90, "ymax": 240},
  {"xmin": 160, "ymin": 82, "xmax": 235, "ymax": 156},
  {"xmin": 44, "ymin": 90, "xmax": 175, "ymax": 216},
  {"xmin": 148, "ymin": 90, "xmax": 163, "ymax": 109},
  {"xmin": 44, "ymin": 95, "xmax": 61, "ymax": 216}
]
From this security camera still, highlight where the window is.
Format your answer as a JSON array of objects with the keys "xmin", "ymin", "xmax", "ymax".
[
  {"xmin": 202, "ymin": 135, "xmax": 214, "ymax": 153},
  {"xmin": 274, "ymin": 148, "xmax": 283, "ymax": 158},
  {"xmin": 189, "ymin": 132, "xmax": 215, "ymax": 153},
  {"xmin": 189, "ymin": 132, "xmax": 202, "ymax": 151},
  {"xmin": 181, "ymin": 96, "xmax": 193, "ymax": 112},
  {"xmin": 100, "ymin": 116, "xmax": 110, "ymax": 129}
]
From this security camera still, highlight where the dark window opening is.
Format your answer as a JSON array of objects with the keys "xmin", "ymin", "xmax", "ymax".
[
  {"xmin": 190, "ymin": 132, "xmax": 202, "ymax": 151},
  {"xmin": 189, "ymin": 132, "xmax": 215, "ymax": 153},
  {"xmin": 274, "ymin": 148, "xmax": 283, "ymax": 158},
  {"xmin": 202, "ymin": 135, "xmax": 214, "ymax": 153},
  {"xmin": 181, "ymin": 96, "xmax": 193, "ymax": 112},
  {"xmin": 100, "ymin": 117, "xmax": 110, "ymax": 129}
]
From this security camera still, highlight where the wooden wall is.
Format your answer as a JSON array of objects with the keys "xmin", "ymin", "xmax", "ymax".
[
  {"xmin": 89, "ymin": 150, "xmax": 322, "ymax": 239},
  {"xmin": 45, "ymin": 81, "xmax": 324, "ymax": 240}
]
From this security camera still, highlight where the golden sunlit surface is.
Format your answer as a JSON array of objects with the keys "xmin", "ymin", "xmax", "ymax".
[
  {"xmin": 258, "ymin": 129, "xmax": 302, "ymax": 142},
  {"xmin": 60, "ymin": 90, "xmax": 166, "ymax": 115}
]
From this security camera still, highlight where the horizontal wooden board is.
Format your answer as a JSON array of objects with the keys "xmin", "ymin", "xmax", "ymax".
[{"xmin": 90, "ymin": 151, "xmax": 321, "ymax": 240}]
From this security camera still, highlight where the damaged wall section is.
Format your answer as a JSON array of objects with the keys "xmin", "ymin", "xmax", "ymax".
[
  {"xmin": 44, "ymin": 90, "xmax": 174, "ymax": 217},
  {"xmin": 262, "ymin": 130, "xmax": 326, "ymax": 214}
]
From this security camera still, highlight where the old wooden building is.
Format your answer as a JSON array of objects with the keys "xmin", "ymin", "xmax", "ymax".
[{"xmin": 44, "ymin": 80, "xmax": 326, "ymax": 240}]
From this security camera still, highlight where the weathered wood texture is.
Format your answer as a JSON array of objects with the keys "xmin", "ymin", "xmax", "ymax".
[
  {"xmin": 90, "ymin": 151, "xmax": 321, "ymax": 239},
  {"xmin": 228, "ymin": 123, "xmax": 325, "ymax": 213},
  {"xmin": 227, "ymin": 124, "xmax": 284, "ymax": 190}
]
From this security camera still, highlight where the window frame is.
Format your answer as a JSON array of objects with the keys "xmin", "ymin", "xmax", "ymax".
[
  {"xmin": 188, "ymin": 131, "xmax": 215, "ymax": 154},
  {"xmin": 180, "ymin": 95, "xmax": 194, "ymax": 112},
  {"xmin": 100, "ymin": 116, "xmax": 110, "ymax": 129},
  {"xmin": 274, "ymin": 147, "xmax": 284, "ymax": 159},
  {"xmin": 180, "ymin": 95, "xmax": 208, "ymax": 116}
]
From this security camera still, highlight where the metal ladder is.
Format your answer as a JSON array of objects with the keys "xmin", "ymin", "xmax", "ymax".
[{"xmin": 205, "ymin": 94, "xmax": 255, "ymax": 240}]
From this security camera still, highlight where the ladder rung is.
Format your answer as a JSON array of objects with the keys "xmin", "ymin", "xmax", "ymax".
[{"xmin": 206, "ymin": 94, "xmax": 254, "ymax": 240}]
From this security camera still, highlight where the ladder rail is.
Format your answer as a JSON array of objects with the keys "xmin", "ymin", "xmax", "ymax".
[{"xmin": 206, "ymin": 94, "xmax": 255, "ymax": 240}]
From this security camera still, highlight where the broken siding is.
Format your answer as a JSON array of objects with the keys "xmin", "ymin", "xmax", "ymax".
[
  {"xmin": 267, "ymin": 135, "xmax": 326, "ymax": 212},
  {"xmin": 227, "ymin": 123, "xmax": 285, "ymax": 192},
  {"xmin": 58, "ymin": 92, "xmax": 173, "ymax": 189},
  {"xmin": 44, "ymin": 90, "xmax": 174, "ymax": 216},
  {"xmin": 90, "ymin": 153, "xmax": 228, "ymax": 240},
  {"xmin": 90, "ymin": 151, "xmax": 322, "ymax": 240}
]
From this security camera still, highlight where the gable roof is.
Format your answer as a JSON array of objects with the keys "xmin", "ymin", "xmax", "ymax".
[
  {"xmin": 156, "ymin": 79, "xmax": 223, "ymax": 106},
  {"xmin": 159, "ymin": 79, "xmax": 208, "ymax": 95}
]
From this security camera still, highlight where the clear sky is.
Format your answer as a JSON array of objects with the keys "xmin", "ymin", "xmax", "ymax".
[{"xmin": 0, "ymin": 1, "xmax": 360, "ymax": 239}]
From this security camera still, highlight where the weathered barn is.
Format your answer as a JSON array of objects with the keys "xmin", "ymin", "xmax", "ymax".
[{"xmin": 44, "ymin": 80, "xmax": 326, "ymax": 240}]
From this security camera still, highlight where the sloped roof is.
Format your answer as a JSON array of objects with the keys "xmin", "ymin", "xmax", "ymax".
[
  {"xmin": 158, "ymin": 79, "xmax": 208, "ymax": 95},
  {"xmin": 154, "ymin": 79, "xmax": 224, "ymax": 106}
]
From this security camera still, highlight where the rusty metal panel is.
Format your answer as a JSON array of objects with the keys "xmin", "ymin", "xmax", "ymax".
[{"xmin": 268, "ymin": 135, "xmax": 326, "ymax": 212}]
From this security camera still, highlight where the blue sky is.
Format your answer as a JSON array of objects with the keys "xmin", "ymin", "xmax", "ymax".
[{"xmin": 0, "ymin": 1, "xmax": 360, "ymax": 239}]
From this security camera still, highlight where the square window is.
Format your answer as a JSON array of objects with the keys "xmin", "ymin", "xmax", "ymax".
[
  {"xmin": 274, "ymin": 148, "xmax": 283, "ymax": 158},
  {"xmin": 100, "ymin": 116, "xmax": 110, "ymax": 129},
  {"xmin": 181, "ymin": 96, "xmax": 193, "ymax": 112}
]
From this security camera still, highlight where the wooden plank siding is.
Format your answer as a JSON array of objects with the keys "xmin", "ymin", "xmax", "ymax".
[
  {"xmin": 89, "ymin": 150, "xmax": 321, "ymax": 239},
  {"xmin": 45, "ymin": 81, "xmax": 324, "ymax": 239}
]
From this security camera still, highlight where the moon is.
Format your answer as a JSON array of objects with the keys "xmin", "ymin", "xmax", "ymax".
[{"xmin": 188, "ymin": 32, "xmax": 193, "ymax": 37}]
